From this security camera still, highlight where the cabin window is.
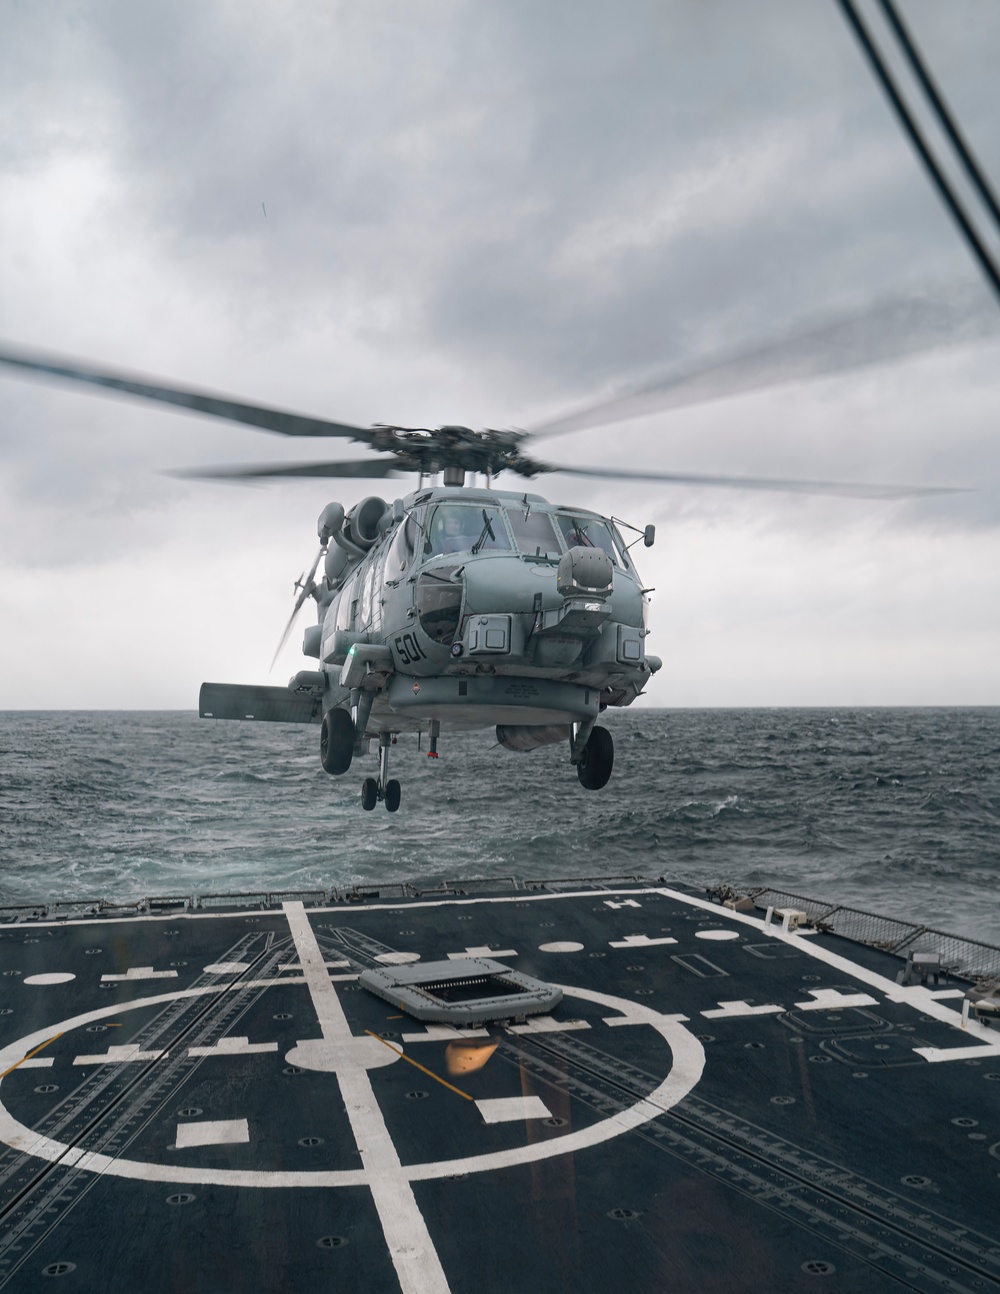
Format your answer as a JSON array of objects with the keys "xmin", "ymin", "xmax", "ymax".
[
  {"xmin": 335, "ymin": 576, "xmax": 356, "ymax": 632},
  {"xmin": 423, "ymin": 504, "xmax": 510, "ymax": 558},
  {"xmin": 505, "ymin": 508, "xmax": 560, "ymax": 559},
  {"xmin": 416, "ymin": 566, "xmax": 464, "ymax": 644},
  {"xmin": 554, "ymin": 513, "xmax": 619, "ymax": 565},
  {"xmin": 360, "ymin": 560, "xmax": 375, "ymax": 628}
]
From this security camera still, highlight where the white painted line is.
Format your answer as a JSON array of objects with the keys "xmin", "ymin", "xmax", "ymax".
[
  {"xmin": 446, "ymin": 946, "xmax": 518, "ymax": 960},
  {"xmin": 24, "ymin": 973, "xmax": 76, "ymax": 986},
  {"xmin": 16, "ymin": 1057, "xmax": 54, "ymax": 1069},
  {"xmin": 175, "ymin": 1118, "xmax": 249, "ymax": 1149},
  {"xmin": 73, "ymin": 1045, "xmax": 166, "ymax": 1065},
  {"xmin": 794, "ymin": 989, "xmax": 878, "ymax": 1011},
  {"xmin": 914, "ymin": 1042, "xmax": 1000, "ymax": 1063},
  {"xmin": 101, "ymin": 967, "xmax": 178, "ymax": 982},
  {"xmin": 605, "ymin": 931, "xmax": 672, "ymax": 952},
  {"xmin": 476, "ymin": 1096, "xmax": 552, "ymax": 1124},
  {"xmin": 701, "ymin": 1000, "xmax": 784, "ymax": 1019},
  {"xmin": 926, "ymin": 989, "xmax": 966, "ymax": 1000},
  {"xmin": 283, "ymin": 901, "xmax": 451, "ymax": 1294},
  {"xmin": 538, "ymin": 941, "xmax": 584, "ymax": 953},
  {"xmin": 401, "ymin": 1025, "xmax": 491, "ymax": 1043},
  {"xmin": 203, "ymin": 962, "xmax": 251, "ymax": 974},
  {"xmin": 506, "ymin": 1016, "xmax": 590, "ymax": 1035},
  {"xmin": 188, "ymin": 1037, "xmax": 279, "ymax": 1057}
]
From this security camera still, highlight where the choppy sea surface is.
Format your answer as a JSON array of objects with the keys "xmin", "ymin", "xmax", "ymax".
[{"xmin": 1, "ymin": 708, "xmax": 998, "ymax": 943}]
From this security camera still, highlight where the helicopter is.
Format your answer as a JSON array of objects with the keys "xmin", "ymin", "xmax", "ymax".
[{"xmin": 0, "ymin": 309, "xmax": 969, "ymax": 810}]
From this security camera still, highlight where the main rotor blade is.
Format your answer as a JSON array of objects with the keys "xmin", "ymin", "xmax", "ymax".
[
  {"xmin": 536, "ymin": 462, "xmax": 968, "ymax": 499},
  {"xmin": 0, "ymin": 341, "xmax": 375, "ymax": 442},
  {"xmin": 168, "ymin": 457, "xmax": 403, "ymax": 480},
  {"xmin": 527, "ymin": 288, "xmax": 999, "ymax": 441}
]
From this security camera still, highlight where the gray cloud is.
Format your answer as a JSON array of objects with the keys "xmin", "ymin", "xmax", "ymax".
[{"xmin": 1, "ymin": 0, "xmax": 999, "ymax": 706}]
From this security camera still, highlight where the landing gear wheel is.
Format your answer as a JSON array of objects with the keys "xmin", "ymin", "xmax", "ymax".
[
  {"xmin": 384, "ymin": 779, "xmax": 401, "ymax": 813},
  {"xmin": 320, "ymin": 708, "xmax": 355, "ymax": 775},
  {"xmin": 361, "ymin": 777, "xmax": 378, "ymax": 811},
  {"xmin": 577, "ymin": 725, "xmax": 614, "ymax": 790}
]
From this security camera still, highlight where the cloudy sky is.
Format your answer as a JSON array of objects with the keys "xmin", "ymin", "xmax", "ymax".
[{"xmin": 2, "ymin": 0, "xmax": 999, "ymax": 709}]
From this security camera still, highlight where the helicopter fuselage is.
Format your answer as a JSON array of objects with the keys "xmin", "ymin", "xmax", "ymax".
[{"xmin": 305, "ymin": 484, "xmax": 659, "ymax": 738}]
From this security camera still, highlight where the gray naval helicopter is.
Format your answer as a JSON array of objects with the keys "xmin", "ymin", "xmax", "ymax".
[{"xmin": 0, "ymin": 303, "xmax": 967, "ymax": 810}]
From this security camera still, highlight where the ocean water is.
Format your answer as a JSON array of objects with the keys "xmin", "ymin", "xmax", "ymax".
[{"xmin": 1, "ymin": 708, "xmax": 998, "ymax": 943}]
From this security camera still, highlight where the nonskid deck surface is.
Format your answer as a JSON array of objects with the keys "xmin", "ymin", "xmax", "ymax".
[{"xmin": 0, "ymin": 883, "xmax": 998, "ymax": 1292}]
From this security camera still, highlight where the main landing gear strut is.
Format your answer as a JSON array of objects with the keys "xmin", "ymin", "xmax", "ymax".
[
  {"xmin": 320, "ymin": 708, "xmax": 400, "ymax": 811},
  {"xmin": 361, "ymin": 734, "xmax": 401, "ymax": 813}
]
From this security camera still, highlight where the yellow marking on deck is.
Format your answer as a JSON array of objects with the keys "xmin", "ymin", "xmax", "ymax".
[
  {"xmin": 0, "ymin": 1032, "xmax": 64, "ymax": 1080},
  {"xmin": 365, "ymin": 1031, "xmax": 473, "ymax": 1101}
]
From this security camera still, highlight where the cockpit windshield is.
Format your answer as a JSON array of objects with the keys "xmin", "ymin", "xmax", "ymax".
[
  {"xmin": 505, "ymin": 507, "xmax": 560, "ymax": 559},
  {"xmin": 554, "ymin": 513, "xmax": 619, "ymax": 565},
  {"xmin": 423, "ymin": 504, "xmax": 511, "ymax": 558}
]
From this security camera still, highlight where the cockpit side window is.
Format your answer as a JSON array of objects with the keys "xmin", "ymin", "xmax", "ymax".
[
  {"xmin": 423, "ymin": 504, "xmax": 511, "ymax": 558},
  {"xmin": 555, "ymin": 513, "xmax": 619, "ymax": 565},
  {"xmin": 384, "ymin": 513, "xmax": 418, "ymax": 583},
  {"xmin": 505, "ymin": 508, "xmax": 560, "ymax": 558}
]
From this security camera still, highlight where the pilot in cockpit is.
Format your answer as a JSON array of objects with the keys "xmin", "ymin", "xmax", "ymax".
[{"xmin": 431, "ymin": 506, "xmax": 477, "ymax": 555}]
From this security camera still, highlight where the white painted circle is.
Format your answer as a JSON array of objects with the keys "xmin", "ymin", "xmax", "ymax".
[
  {"xmin": 538, "ymin": 942, "xmax": 584, "ymax": 953},
  {"xmin": 374, "ymin": 952, "xmax": 420, "ymax": 965},
  {"xmin": 23, "ymin": 973, "xmax": 76, "ymax": 986},
  {"xmin": 695, "ymin": 930, "xmax": 739, "ymax": 941},
  {"xmin": 0, "ymin": 978, "xmax": 704, "ymax": 1188}
]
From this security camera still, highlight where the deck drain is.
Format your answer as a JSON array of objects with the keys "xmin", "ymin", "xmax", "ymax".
[
  {"xmin": 457, "ymin": 916, "xmax": 473, "ymax": 921},
  {"xmin": 697, "ymin": 1034, "xmax": 715, "ymax": 1043},
  {"xmin": 298, "ymin": 1137, "xmax": 324, "ymax": 1147},
  {"xmin": 983, "ymin": 1073, "xmax": 1000, "ymax": 1081},
  {"xmin": 83, "ymin": 948, "xmax": 102, "ymax": 955},
  {"xmin": 607, "ymin": 1208, "xmax": 639, "ymax": 1220},
  {"xmin": 398, "ymin": 929, "xmax": 415, "ymax": 935},
  {"xmin": 952, "ymin": 1117, "xmax": 978, "ymax": 1127},
  {"xmin": 34, "ymin": 1085, "xmax": 58, "ymax": 1094},
  {"xmin": 177, "ymin": 1108, "xmax": 203, "ymax": 1118},
  {"xmin": 771, "ymin": 1096, "xmax": 795, "ymax": 1106},
  {"xmin": 543, "ymin": 1117, "xmax": 567, "ymax": 1128},
  {"xmin": 626, "ymin": 965, "xmax": 645, "ymax": 972},
  {"xmin": 0, "ymin": 1009, "xmax": 11, "ymax": 1016},
  {"xmin": 589, "ymin": 952, "xmax": 607, "ymax": 958},
  {"xmin": 801, "ymin": 1260, "xmax": 835, "ymax": 1275},
  {"xmin": 41, "ymin": 1262, "xmax": 76, "ymax": 1277},
  {"xmin": 86, "ymin": 1025, "xmax": 107, "ymax": 1033},
  {"xmin": 166, "ymin": 1193, "xmax": 195, "ymax": 1206},
  {"xmin": 273, "ymin": 1012, "xmax": 293, "ymax": 1020},
  {"xmin": 635, "ymin": 989, "xmax": 653, "ymax": 996},
  {"xmin": 801, "ymin": 975, "xmax": 820, "ymax": 982},
  {"xmin": 901, "ymin": 1175, "xmax": 932, "ymax": 1188},
  {"xmin": 283, "ymin": 1066, "xmax": 303, "ymax": 1075},
  {"xmin": 316, "ymin": 1236, "xmax": 347, "ymax": 1249},
  {"xmin": 169, "ymin": 961, "xmax": 188, "ymax": 967},
  {"xmin": 852, "ymin": 1072, "xmax": 869, "ymax": 1079},
  {"xmin": 406, "ymin": 1090, "xmax": 429, "ymax": 1100},
  {"xmin": 809, "ymin": 1055, "xmax": 832, "ymax": 1064},
  {"xmin": 745, "ymin": 1042, "xmax": 764, "ymax": 1050}
]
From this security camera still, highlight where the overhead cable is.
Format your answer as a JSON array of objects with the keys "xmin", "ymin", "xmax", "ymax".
[{"xmin": 837, "ymin": 0, "xmax": 1000, "ymax": 305}]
